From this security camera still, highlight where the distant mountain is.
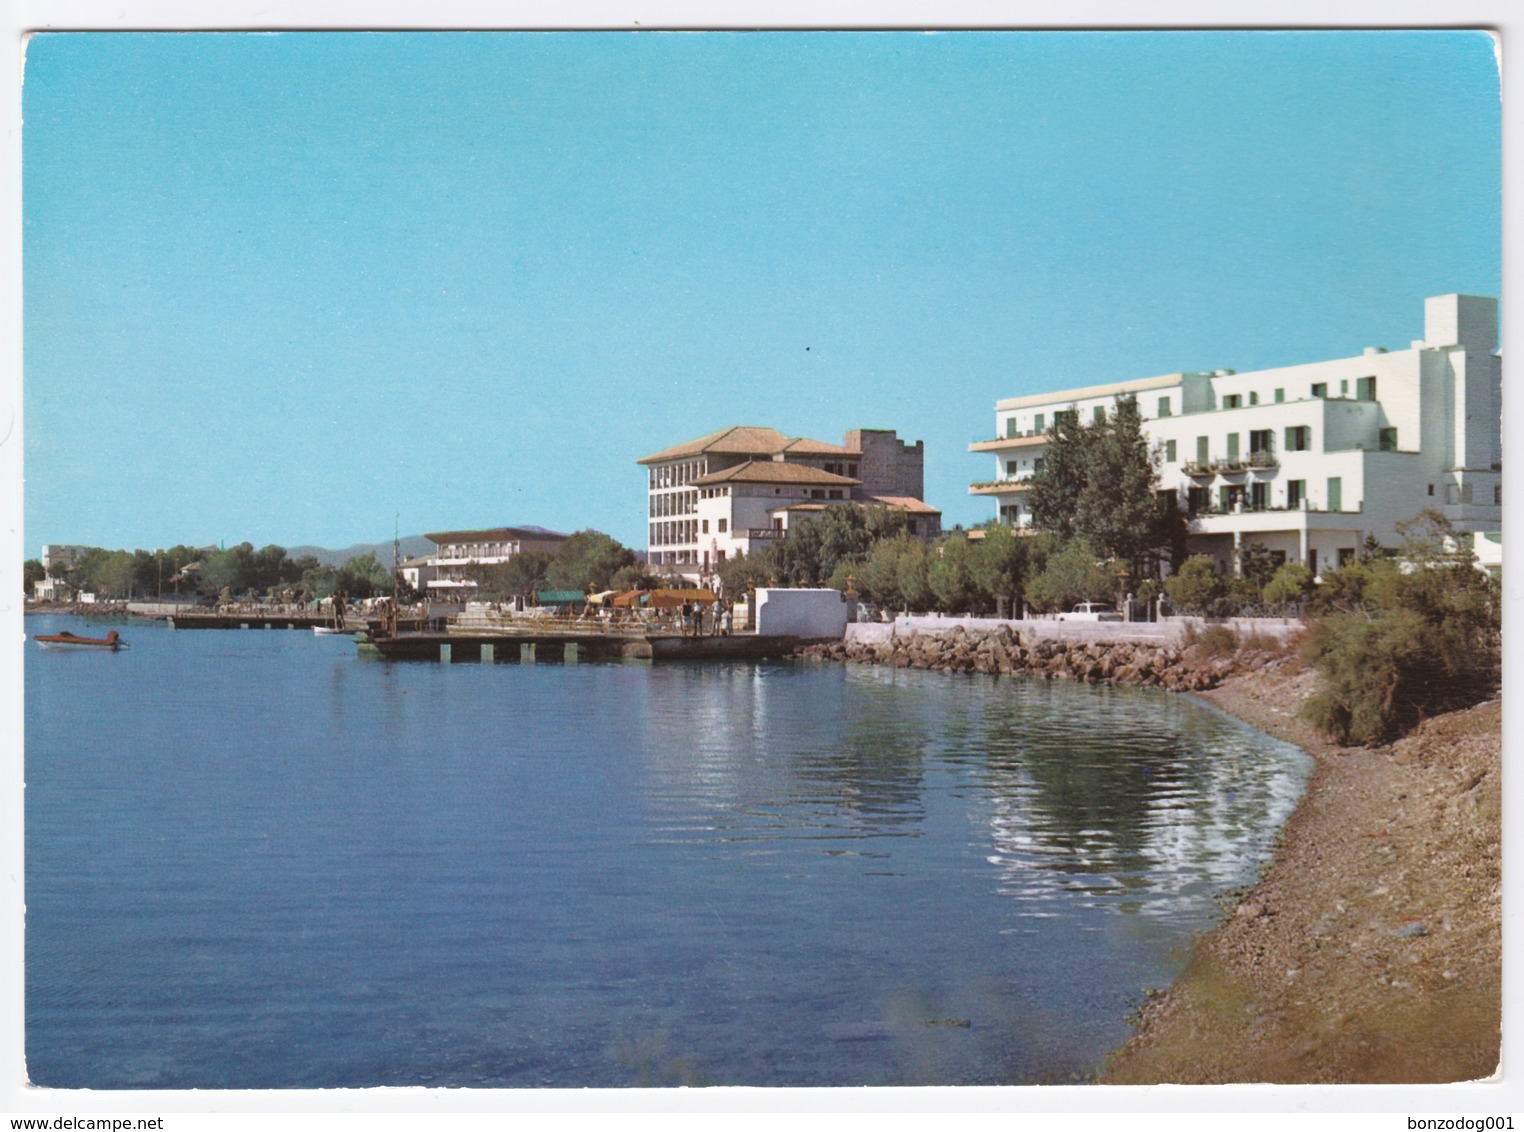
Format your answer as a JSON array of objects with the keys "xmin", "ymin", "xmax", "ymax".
[{"xmin": 285, "ymin": 536, "xmax": 436, "ymax": 568}]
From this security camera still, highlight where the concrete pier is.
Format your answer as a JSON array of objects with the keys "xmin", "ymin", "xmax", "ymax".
[{"xmin": 360, "ymin": 632, "xmax": 831, "ymax": 663}]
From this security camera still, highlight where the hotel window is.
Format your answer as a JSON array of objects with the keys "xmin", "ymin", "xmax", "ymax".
[
  {"xmin": 1034, "ymin": 413, "xmax": 1046, "ymax": 432},
  {"xmin": 1055, "ymin": 410, "xmax": 1077, "ymax": 427},
  {"xmin": 1287, "ymin": 480, "xmax": 1305, "ymax": 508},
  {"xmin": 1379, "ymin": 427, "xmax": 1398, "ymax": 452},
  {"xmin": 1250, "ymin": 429, "xmax": 1274, "ymax": 455},
  {"xmin": 1007, "ymin": 460, "xmax": 1018, "ymax": 476},
  {"xmin": 1250, "ymin": 481, "xmax": 1268, "ymax": 510},
  {"xmin": 1327, "ymin": 477, "xmax": 1342, "ymax": 511},
  {"xmin": 1006, "ymin": 418, "xmax": 1017, "ymax": 438},
  {"xmin": 701, "ymin": 520, "xmax": 709, "ymax": 534},
  {"xmin": 1285, "ymin": 425, "xmax": 1311, "ymax": 451},
  {"xmin": 1093, "ymin": 406, "xmax": 1106, "ymax": 422},
  {"xmin": 1340, "ymin": 379, "xmax": 1349, "ymax": 396},
  {"xmin": 1356, "ymin": 376, "xmax": 1376, "ymax": 401},
  {"xmin": 1157, "ymin": 397, "xmax": 1172, "ymax": 417},
  {"xmin": 828, "ymin": 490, "xmax": 843, "ymax": 500},
  {"xmin": 718, "ymin": 518, "xmax": 728, "ymax": 533},
  {"xmin": 1226, "ymin": 433, "xmax": 1240, "ymax": 461},
  {"xmin": 1311, "ymin": 383, "xmax": 1328, "ymax": 398},
  {"xmin": 1274, "ymin": 388, "xmax": 1285, "ymax": 403},
  {"xmin": 847, "ymin": 463, "xmax": 858, "ymax": 477},
  {"xmin": 1249, "ymin": 391, "xmax": 1259, "ymax": 406},
  {"xmin": 1196, "ymin": 436, "xmax": 1209, "ymax": 464},
  {"xmin": 1223, "ymin": 394, "xmax": 1242, "ymax": 409},
  {"xmin": 1164, "ymin": 439, "xmax": 1177, "ymax": 462}
]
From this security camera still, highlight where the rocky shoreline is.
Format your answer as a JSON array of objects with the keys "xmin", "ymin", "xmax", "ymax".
[
  {"xmin": 797, "ymin": 625, "xmax": 1503, "ymax": 1084},
  {"xmin": 796, "ymin": 623, "xmax": 1282, "ymax": 691}
]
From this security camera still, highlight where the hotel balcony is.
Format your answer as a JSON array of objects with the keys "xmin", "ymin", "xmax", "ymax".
[
  {"xmin": 1183, "ymin": 452, "xmax": 1278, "ymax": 478},
  {"xmin": 968, "ymin": 432, "xmax": 1049, "ymax": 453},
  {"xmin": 969, "ymin": 479, "xmax": 1032, "ymax": 496}
]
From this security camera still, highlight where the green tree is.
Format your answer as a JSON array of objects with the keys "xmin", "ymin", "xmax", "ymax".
[
  {"xmin": 544, "ymin": 530, "xmax": 636, "ymax": 593},
  {"xmin": 1236, "ymin": 541, "xmax": 1279, "ymax": 589},
  {"xmin": 1026, "ymin": 395, "xmax": 1169, "ymax": 574},
  {"xmin": 609, "ymin": 563, "xmax": 661, "ymax": 592},
  {"xmin": 300, "ymin": 562, "xmax": 341, "ymax": 600},
  {"xmin": 854, "ymin": 535, "xmax": 933, "ymax": 612},
  {"xmin": 1263, "ymin": 562, "xmax": 1315, "ymax": 605},
  {"xmin": 93, "ymin": 550, "xmax": 138, "ymax": 599},
  {"xmin": 968, "ymin": 523, "xmax": 1029, "ymax": 617},
  {"xmin": 468, "ymin": 549, "xmax": 554, "ymax": 600},
  {"xmin": 23, "ymin": 558, "xmax": 44, "ymax": 595},
  {"xmin": 778, "ymin": 504, "xmax": 920, "ymax": 588},
  {"xmin": 199, "ymin": 543, "xmax": 259, "ymax": 597},
  {"xmin": 715, "ymin": 552, "xmax": 774, "ymax": 600},
  {"xmin": 1024, "ymin": 538, "xmax": 1115, "ymax": 612},
  {"xmin": 928, "ymin": 533, "xmax": 983, "ymax": 613},
  {"xmin": 337, "ymin": 552, "xmax": 392, "ymax": 599},
  {"xmin": 1162, "ymin": 555, "xmax": 1223, "ymax": 613}
]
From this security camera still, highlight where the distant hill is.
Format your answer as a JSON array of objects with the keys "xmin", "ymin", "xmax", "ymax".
[{"xmin": 285, "ymin": 536, "xmax": 436, "ymax": 568}]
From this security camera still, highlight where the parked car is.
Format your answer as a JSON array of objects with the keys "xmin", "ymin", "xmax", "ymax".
[{"xmin": 1057, "ymin": 601, "xmax": 1124, "ymax": 622}]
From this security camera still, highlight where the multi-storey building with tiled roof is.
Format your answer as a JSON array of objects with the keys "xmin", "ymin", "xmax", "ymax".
[
  {"xmin": 638, "ymin": 426, "xmax": 936, "ymax": 578},
  {"xmin": 970, "ymin": 294, "xmax": 1501, "ymax": 578},
  {"xmin": 422, "ymin": 526, "xmax": 571, "ymax": 594}
]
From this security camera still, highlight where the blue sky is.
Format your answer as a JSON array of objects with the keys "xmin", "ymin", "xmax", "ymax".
[{"xmin": 21, "ymin": 30, "xmax": 1500, "ymax": 554}]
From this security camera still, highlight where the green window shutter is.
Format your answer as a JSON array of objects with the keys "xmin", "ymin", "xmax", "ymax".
[{"xmin": 1327, "ymin": 477, "xmax": 1342, "ymax": 511}]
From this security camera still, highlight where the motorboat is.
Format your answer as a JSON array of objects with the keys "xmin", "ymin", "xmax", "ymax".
[{"xmin": 35, "ymin": 629, "xmax": 128, "ymax": 650}]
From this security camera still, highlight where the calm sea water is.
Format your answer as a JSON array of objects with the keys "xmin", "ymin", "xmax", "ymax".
[{"xmin": 25, "ymin": 613, "xmax": 1309, "ymax": 1089}]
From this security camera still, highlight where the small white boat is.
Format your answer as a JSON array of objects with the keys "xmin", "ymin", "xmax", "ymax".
[{"xmin": 313, "ymin": 625, "xmax": 352, "ymax": 636}]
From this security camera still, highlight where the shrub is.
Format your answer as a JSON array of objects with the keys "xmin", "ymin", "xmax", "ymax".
[
  {"xmin": 1163, "ymin": 556, "xmax": 1222, "ymax": 613},
  {"xmin": 1182, "ymin": 622, "xmax": 1240, "ymax": 659},
  {"xmin": 1300, "ymin": 577, "xmax": 1499, "ymax": 745},
  {"xmin": 1262, "ymin": 562, "xmax": 1314, "ymax": 605}
]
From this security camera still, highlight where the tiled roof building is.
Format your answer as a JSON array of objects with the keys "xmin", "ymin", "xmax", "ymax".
[{"xmin": 640, "ymin": 426, "xmax": 935, "ymax": 578}]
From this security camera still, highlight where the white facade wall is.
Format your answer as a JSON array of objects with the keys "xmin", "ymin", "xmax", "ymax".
[
  {"xmin": 753, "ymin": 587, "xmax": 851, "ymax": 637},
  {"xmin": 972, "ymin": 295, "xmax": 1500, "ymax": 577}
]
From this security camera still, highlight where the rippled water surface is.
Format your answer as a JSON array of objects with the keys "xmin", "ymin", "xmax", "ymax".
[{"xmin": 25, "ymin": 614, "xmax": 1309, "ymax": 1088}]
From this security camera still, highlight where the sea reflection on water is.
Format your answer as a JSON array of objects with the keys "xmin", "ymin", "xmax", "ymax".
[{"xmin": 25, "ymin": 616, "xmax": 1309, "ymax": 1089}]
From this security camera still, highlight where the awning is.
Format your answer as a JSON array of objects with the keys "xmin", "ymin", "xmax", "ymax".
[
  {"xmin": 535, "ymin": 590, "xmax": 587, "ymax": 605},
  {"xmin": 609, "ymin": 588, "xmax": 720, "ymax": 609},
  {"xmin": 586, "ymin": 590, "xmax": 618, "ymax": 605}
]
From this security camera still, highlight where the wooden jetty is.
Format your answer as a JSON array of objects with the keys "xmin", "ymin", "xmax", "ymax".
[{"xmin": 358, "ymin": 631, "xmax": 830, "ymax": 663}]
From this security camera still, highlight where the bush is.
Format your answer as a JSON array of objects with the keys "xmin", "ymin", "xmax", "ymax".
[
  {"xmin": 1262, "ymin": 562, "xmax": 1314, "ymax": 605},
  {"xmin": 1182, "ymin": 622, "xmax": 1240, "ymax": 658},
  {"xmin": 1300, "ymin": 576, "xmax": 1499, "ymax": 745},
  {"xmin": 1163, "ymin": 556, "xmax": 1222, "ymax": 613}
]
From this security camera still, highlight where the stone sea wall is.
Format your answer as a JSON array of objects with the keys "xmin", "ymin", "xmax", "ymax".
[{"xmin": 797, "ymin": 622, "xmax": 1296, "ymax": 692}]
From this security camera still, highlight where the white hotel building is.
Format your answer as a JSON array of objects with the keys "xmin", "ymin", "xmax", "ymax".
[
  {"xmin": 639, "ymin": 426, "xmax": 939, "ymax": 578},
  {"xmin": 970, "ymin": 294, "xmax": 1501, "ymax": 577}
]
